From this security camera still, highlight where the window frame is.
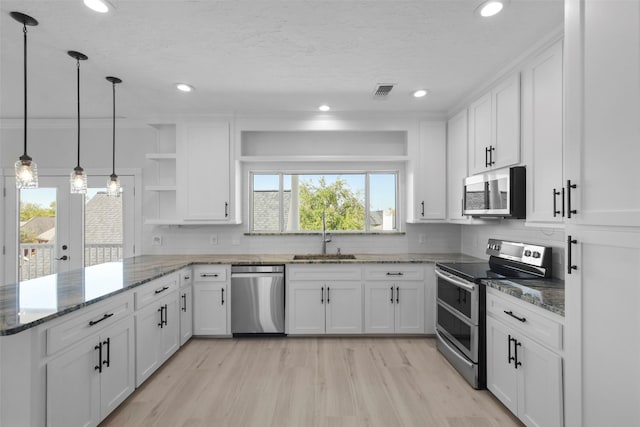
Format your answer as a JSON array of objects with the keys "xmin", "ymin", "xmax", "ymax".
[{"xmin": 248, "ymin": 168, "xmax": 402, "ymax": 234}]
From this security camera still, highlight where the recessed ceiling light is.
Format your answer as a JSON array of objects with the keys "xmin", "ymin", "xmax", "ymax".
[
  {"xmin": 176, "ymin": 83, "xmax": 194, "ymax": 92},
  {"xmin": 84, "ymin": 0, "xmax": 109, "ymax": 13},
  {"xmin": 478, "ymin": 1, "xmax": 505, "ymax": 17},
  {"xmin": 318, "ymin": 105, "xmax": 331, "ymax": 112},
  {"xmin": 413, "ymin": 89, "xmax": 428, "ymax": 98}
]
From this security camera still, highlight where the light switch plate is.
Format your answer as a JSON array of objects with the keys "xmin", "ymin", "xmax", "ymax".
[{"xmin": 152, "ymin": 236, "xmax": 162, "ymax": 246}]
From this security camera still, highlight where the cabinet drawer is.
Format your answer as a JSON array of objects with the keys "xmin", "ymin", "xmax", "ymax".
[
  {"xmin": 364, "ymin": 264, "xmax": 425, "ymax": 281},
  {"xmin": 193, "ymin": 266, "xmax": 228, "ymax": 281},
  {"xmin": 179, "ymin": 267, "xmax": 193, "ymax": 288},
  {"xmin": 135, "ymin": 273, "xmax": 179, "ymax": 310},
  {"xmin": 486, "ymin": 288, "xmax": 563, "ymax": 351},
  {"xmin": 47, "ymin": 292, "xmax": 134, "ymax": 356},
  {"xmin": 287, "ymin": 265, "xmax": 362, "ymax": 281}
]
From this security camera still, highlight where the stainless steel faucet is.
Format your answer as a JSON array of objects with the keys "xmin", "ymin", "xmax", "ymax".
[{"xmin": 321, "ymin": 212, "xmax": 332, "ymax": 255}]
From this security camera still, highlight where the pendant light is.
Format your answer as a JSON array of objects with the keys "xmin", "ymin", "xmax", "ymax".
[
  {"xmin": 68, "ymin": 50, "xmax": 88, "ymax": 194},
  {"xmin": 11, "ymin": 12, "xmax": 39, "ymax": 189},
  {"xmin": 106, "ymin": 76, "xmax": 122, "ymax": 197}
]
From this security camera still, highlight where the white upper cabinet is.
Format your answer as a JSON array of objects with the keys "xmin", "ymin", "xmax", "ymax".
[
  {"xmin": 564, "ymin": 0, "xmax": 640, "ymax": 228},
  {"xmin": 468, "ymin": 73, "xmax": 521, "ymax": 175},
  {"xmin": 523, "ymin": 40, "xmax": 564, "ymax": 225},
  {"xmin": 412, "ymin": 121, "xmax": 447, "ymax": 221},
  {"xmin": 177, "ymin": 121, "xmax": 232, "ymax": 222},
  {"xmin": 446, "ymin": 109, "xmax": 470, "ymax": 222}
]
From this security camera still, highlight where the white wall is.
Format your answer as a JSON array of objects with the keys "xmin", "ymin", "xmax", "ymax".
[
  {"xmin": 143, "ymin": 222, "xmax": 462, "ymax": 255},
  {"xmin": 460, "ymin": 221, "xmax": 565, "ymax": 278}
]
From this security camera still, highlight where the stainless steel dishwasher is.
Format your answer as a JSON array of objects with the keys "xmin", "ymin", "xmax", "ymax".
[{"xmin": 231, "ymin": 265, "xmax": 285, "ymax": 334}]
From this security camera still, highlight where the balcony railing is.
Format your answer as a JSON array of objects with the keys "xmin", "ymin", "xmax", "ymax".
[{"xmin": 18, "ymin": 243, "xmax": 123, "ymax": 281}]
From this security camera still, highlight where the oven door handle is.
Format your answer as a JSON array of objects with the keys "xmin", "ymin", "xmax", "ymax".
[{"xmin": 435, "ymin": 269, "xmax": 476, "ymax": 292}]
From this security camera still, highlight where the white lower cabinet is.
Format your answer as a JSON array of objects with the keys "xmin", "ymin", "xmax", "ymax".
[
  {"xmin": 486, "ymin": 289, "xmax": 563, "ymax": 427},
  {"xmin": 47, "ymin": 316, "xmax": 135, "ymax": 427},
  {"xmin": 287, "ymin": 265, "xmax": 363, "ymax": 335},
  {"xmin": 193, "ymin": 265, "xmax": 230, "ymax": 336},
  {"xmin": 364, "ymin": 265, "xmax": 425, "ymax": 334},
  {"xmin": 179, "ymin": 285, "xmax": 193, "ymax": 345}
]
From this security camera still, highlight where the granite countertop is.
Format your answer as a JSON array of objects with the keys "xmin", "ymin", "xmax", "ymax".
[
  {"xmin": 0, "ymin": 253, "xmax": 482, "ymax": 336},
  {"xmin": 481, "ymin": 277, "xmax": 565, "ymax": 317}
]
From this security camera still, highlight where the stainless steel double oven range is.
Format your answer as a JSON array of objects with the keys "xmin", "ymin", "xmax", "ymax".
[{"xmin": 434, "ymin": 239, "xmax": 552, "ymax": 389}]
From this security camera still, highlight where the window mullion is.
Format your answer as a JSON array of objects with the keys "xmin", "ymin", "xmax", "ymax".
[
  {"xmin": 279, "ymin": 173, "xmax": 284, "ymax": 232},
  {"xmin": 365, "ymin": 172, "xmax": 370, "ymax": 232}
]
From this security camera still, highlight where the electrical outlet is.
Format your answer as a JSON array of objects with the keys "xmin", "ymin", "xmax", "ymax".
[
  {"xmin": 209, "ymin": 235, "xmax": 218, "ymax": 245},
  {"xmin": 418, "ymin": 234, "xmax": 427, "ymax": 244},
  {"xmin": 152, "ymin": 236, "xmax": 162, "ymax": 246}
]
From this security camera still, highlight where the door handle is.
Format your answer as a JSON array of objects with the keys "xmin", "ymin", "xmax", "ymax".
[
  {"xmin": 55, "ymin": 255, "xmax": 68, "ymax": 261},
  {"xmin": 321, "ymin": 286, "xmax": 324, "ymax": 304},
  {"xmin": 221, "ymin": 288, "xmax": 225, "ymax": 305},
  {"xmin": 489, "ymin": 146, "xmax": 495, "ymax": 166},
  {"xmin": 508, "ymin": 335, "xmax": 515, "ymax": 365},
  {"xmin": 553, "ymin": 189, "xmax": 561, "ymax": 217},
  {"xmin": 485, "ymin": 146, "xmax": 489, "ymax": 168},
  {"xmin": 396, "ymin": 286, "xmax": 399, "ymax": 304},
  {"xmin": 102, "ymin": 338, "xmax": 110, "ymax": 368},
  {"xmin": 95, "ymin": 343, "xmax": 103, "ymax": 373},
  {"xmin": 224, "ymin": 202, "xmax": 229, "ymax": 218},
  {"xmin": 327, "ymin": 286, "xmax": 330, "ymax": 304},
  {"xmin": 158, "ymin": 306, "xmax": 164, "ymax": 328},
  {"xmin": 567, "ymin": 236, "xmax": 578, "ymax": 274},
  {"xmin": 420, "ymin": 201, "xmax": 425, "ymax": 217},
  {"xmin": 182, "ymin": 293, "xmax": 187, "ymax": 312},
  {"xmin": 566, "ymin": 179, "xmax": 577, "ymax": 218},
  {"xmin": 390, "ymin": 286, "xmax": 394, "ymax": 304},
  {"xmin": 514, "ymin": 340, "xmax": 522, "ymax": 369}
]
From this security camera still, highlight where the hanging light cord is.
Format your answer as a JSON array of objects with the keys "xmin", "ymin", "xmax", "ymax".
[
  {"xmin": 111, "ymin": 81, "xmax": 116, "ymax": 175},
  {"xmin": 76, "ymin": 58, "xmax": 81, "ymax": 169},
  {"xmin": 22, "ymin": 22, "xmax": 28, "ymax": 158}
]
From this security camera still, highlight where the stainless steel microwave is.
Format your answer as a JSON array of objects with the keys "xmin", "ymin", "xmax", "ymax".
[{"xmin": 463, "ymin": 166, "xmax": 526, "ymax": 218}]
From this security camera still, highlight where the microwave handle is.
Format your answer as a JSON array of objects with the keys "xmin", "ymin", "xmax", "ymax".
[{"xmin": 435, "ymin": 269, "xmax": 475, "ymax": 292}]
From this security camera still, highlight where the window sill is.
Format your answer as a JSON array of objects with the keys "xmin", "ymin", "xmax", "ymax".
[{"xmin": 244, "ymin": 232, "xmax": 406, "ymax": 236}]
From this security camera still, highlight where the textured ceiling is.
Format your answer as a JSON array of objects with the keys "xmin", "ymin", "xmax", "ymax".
[{"xmin": 0, "ymin": 0, "xmax": 564, "ymax": 119}]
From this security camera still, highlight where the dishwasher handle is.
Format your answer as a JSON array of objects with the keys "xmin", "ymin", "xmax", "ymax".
[{"xmin": 231, "ymin": 272, "xmax": 284, "ymax": 279}]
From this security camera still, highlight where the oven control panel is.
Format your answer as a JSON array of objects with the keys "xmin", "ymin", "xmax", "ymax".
[{"xmin": 486, "ymin": 239, "xmax": 550, "ymax": 267}]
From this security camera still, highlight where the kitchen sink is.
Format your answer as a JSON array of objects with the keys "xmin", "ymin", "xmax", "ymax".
[{"xmin": 293, "ymin": 254, "xmax": 357, "ymax": 260}]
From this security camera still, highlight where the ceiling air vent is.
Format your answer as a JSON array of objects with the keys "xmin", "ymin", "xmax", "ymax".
[{"xmin": 373, "ymin": 83, "xmax": 395, "ymax": 99}]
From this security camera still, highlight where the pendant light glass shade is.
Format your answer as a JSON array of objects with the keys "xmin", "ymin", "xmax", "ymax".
[
  {"xmin": 11, "ymin": 12, "xmax": 39, "ymax": 189},
  {"xmin": 106, "ymin": 76, "xmax": 122, "ymax": 197},
  {"xmin": 68, "ymin": 50, "xmax": 88, "ymax": 194}
]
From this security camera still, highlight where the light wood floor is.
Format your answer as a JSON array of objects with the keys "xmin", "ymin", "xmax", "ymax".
[{"xmin": 100, "ymin": 337, "xmax": 523, "ymax": 427}]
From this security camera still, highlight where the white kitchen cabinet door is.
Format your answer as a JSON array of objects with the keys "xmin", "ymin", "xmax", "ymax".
[
  {"xmin": 414, "ymin": 121, "xmax": 447, "ymax": 221},
  {"xmin": 446, "ymin": 109, "xmax": 470, "ymax": 222},
  {"xmin": 135, "ymin": 301, "xmax": 163, "ymax": 386},
  {"xmin": 517, "ymin": 334, "xmax": 563, "ymax": 427},
  {"xmin": 564, "ymin": 0, "xmax": 640, "ymax": 228},
  {"xmin": 177, "ymin": 121, "xmax": 231, "ymax": 221},
  {"xmin": 99, "ymin": 317, "xmax": 135, "ymax": 421},
  {"xmin": 468, "ymin": 92, "xmax": 492, "ymax": 175},
  {"xmin": 523, "ymin": 40, "xmax": 564, "ymax": 225},
  {"xmin": 491, "ymin": 73, "xmax": 521, "ymax": 170},
  {"xmin": 47, "ymin": 335, "xmax": 101, "ymax": 427},
  {"xmin": 159, "ymin": 294, "xmax": 180, "ymax": 363},
  {"xmin": 193, "ymin": 283, "xmax": 228, "ymax": 336},
  {"xmin": 324, "ymin": 282, "xmax": 363, "ymax": 334},
  {"xmin": 486, "ymin": 316, "xmax": 518, "ymax": 415},
  {"xmin": 364, "ymin": 283, "xmax": 395, "ymax": 334},
  {"xmin": 288, "ymin": 281, "xmax": 326, "ymax": 335},
  {"xmin": 564, "ymin": 226, "xmax": 640, "ymax": 427},
  {"xmin": 179, "ymin": 286, "xmax": 193, "ymax": 346},
  {"xmin": 394, "ymin": 282, "xmax": 425, "ymax": 334}
]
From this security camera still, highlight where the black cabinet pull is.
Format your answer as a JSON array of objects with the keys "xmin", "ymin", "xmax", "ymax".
[
  {"xmin": 386, "ymin": 272, "xmax": 404, "ymax": 276},
  {"xmin": 184, "ymin": 275, "xmax": 191, "ymax": 281},
  {"xmin": 221, "ymin": 288, "xmax": 225, "ymax": 305},
  {"xmin": 456, "ymin": 288, "xmax": 461, "ymax": 304},
  {"xmin": 200, "ymin": 273, "xmax": 219, "ymax": 278},
  {"xmin": 485, "ymin": 146, "xmax": 489, "ymax": 168},
  {"xmin": 95, "ymin": 343, "xmax": 103, "ymax": 373},
  {"xmin": 327, "ymin": 287, "xmax": 330, "ymax": 304},
  {"xmin": 567, "ymin": 235, "xmax": 578, "ymax": 274},
  {"xmin": 158, "ymin": 306, "xmax": 164, "ymax": 328},
  {"xmin": 55, "ymin": 255, "xmax": 68, "ymax": 261},
  {"xmin": 566, "ymin": 179, "xmax": 577, "ymax": 218},
  {"xmin": 163, "ymin": 304, "xmax": 168, "ymax": 326},
  {"xmin": 321, "ymin": 286, "xmax": 325, "ymax": 304},
  {"xmin": 553, "ymin": 189, "xmax": 561, "ymax": 217},
  {"xmin": 561, "ymin": 187, "xmax": 566, "ymax": 217},
  {"xmin": 396, "ymin": 286, "xmax": 400, "ymax": 304},
  {"xmin": 504, "ymin": 310, "xmax": 526, "ymax": 323},
  {"xmin": 155, "ymin": 286, "xmax": 169, "ymax": 294},
  {"xmin": 508, "ymin": 335, "xmax": 515, "ymax": 365},
  {"xmin": 224, "ymin": 202, "xmax": 229, "ymax": 218},
  {"xmin": 514, "ymin": 340, "xmax": 522, "ymax": 369},
  {"xmin": 103, "ymin": 338, "xmax": 110, "ymax": 368},
  {"xmin": 420, "ymin": 201, "xmax": 425, "ymax": 217},
  {"xmin": 489, "ymin": 146, "xmax": 495, "ymax": 166},
  {"xmin": 182, "ymin": 293, "xmax": 187, "ymax": 312},
  {"xmin": 89, "ymin": 312, "xmax": 114, "ymax": 326},
  {"xmin": 390, "ymin": 286, "xmax": 394, "ymax": 304}
]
